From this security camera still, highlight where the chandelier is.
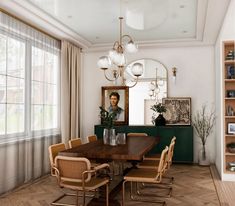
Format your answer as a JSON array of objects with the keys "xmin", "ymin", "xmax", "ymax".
[{"xmin": 97, "ymin": 17, "xmax": 143, "ymax": 87}]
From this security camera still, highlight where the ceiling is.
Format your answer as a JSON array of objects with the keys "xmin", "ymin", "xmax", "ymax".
[{"xmin": 0, "ymin": 0, "xmax": 231, "ymax": 50}]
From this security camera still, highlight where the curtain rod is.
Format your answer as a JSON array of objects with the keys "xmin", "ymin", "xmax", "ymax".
[{"xmin": 0, "ymin": 7, "xmax": 61, "ymax": 42}]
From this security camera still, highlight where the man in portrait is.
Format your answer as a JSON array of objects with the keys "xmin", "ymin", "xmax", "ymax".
[{"xmin": 108, "ymin": 92, "xmax": 124, "ymax": 121}]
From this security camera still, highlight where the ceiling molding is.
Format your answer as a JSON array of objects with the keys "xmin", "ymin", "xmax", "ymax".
[{"xmin": 0, "ymin": 0, "xmax": 231, "ymax": 50}]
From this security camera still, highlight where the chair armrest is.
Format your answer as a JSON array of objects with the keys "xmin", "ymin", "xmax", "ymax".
[{"xmin": 93, "ymin": 163, "xmax": 110, "ymax": 171}]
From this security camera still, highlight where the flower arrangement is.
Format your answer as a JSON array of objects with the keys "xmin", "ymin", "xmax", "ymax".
[
  {"xmin": 150, "ymin": 102, "xmax": 167, "ymax": 125},
  {"xmin": 150, "ymin": 103, "xmax": 167, "ymax": 114},
  {"xmin": 99, "ymin": 106, "xmax": 117, "ymax": 129},
  {"xmin": 192, "ymin": 104, "xmax": 216, "ymax": 165},
  {"xmin": 192, "ymin": 105, "xmax": 216, "ymax": 146}
]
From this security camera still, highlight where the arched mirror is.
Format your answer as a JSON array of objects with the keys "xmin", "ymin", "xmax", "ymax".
[{"xmin": 125, "ymin": 59, "xmax": 168, "ymax": 125}]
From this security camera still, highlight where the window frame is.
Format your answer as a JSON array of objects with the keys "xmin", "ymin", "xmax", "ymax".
[{"xmin": 0, "ymin": 29, "xmax": 60, "ymax": 141}]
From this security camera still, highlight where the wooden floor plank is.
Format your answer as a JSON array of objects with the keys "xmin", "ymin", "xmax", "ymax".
[
  {"xmin": 0, "ymin": 164, "xmax": 221, "ymax": 206},
  {"xmin": 210, "ymin": 165, "xmax": 235, "ymax": 206}
]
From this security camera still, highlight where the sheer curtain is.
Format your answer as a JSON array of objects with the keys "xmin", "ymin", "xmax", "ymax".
[
  {"xmin": 61, "ymin": 40, "xmax": 81, "ymax": 143},
  {"xmin": 0, "ymin": 10, "xmax": 61, "ymax": 194}
]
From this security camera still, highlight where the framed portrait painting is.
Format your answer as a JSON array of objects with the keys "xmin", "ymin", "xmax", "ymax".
[
  {"xmin": 162, "ymin": 97, "xmax": 191, "ymax": 125},
  {"xmin": 101, "ymin": 86, "xmax": 129, "ymax": 125}
]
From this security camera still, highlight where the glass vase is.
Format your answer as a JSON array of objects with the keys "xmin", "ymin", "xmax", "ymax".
[
  {"xmin": 103, "ymin": 128, "xmax": 116, "ymax": 145},
  {"xmin": 103, "ymin": 128, "xmax": 110, "ymax": 144},
  {"xmin": 198, "ymin": 144, "xmax": 210, "ymax": 166}
]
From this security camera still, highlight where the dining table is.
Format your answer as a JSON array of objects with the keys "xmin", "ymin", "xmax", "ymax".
[
  {"xmin": 59, "ymin": 135, "xmax": 159, "ymax": 161},
  {"xmin": 59, "ymin": 135, "xmax": 160, "ymax": 206}
]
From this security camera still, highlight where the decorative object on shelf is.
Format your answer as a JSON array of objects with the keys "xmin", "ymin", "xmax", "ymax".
[
  {"xmin": 172, "ymin": 67, "xmax": 177, "ymax": 84},
  {"xmin": 163, "ymin": 97, "xmax": 191, "ymax": 125},
  {"xmin": 101, "ymin": 86, "xmax": 129, "ymax": 125},
  {"xmin": 227, "ymin": 65, "xmax": 235, "ymax": 79},
  {"xmin": 227, "ymin": 90, "xmax": 235, "ymax": 97},
  {"xmin": 99, "ymin": 106, "xmax": 117, "ymax": 145},
  {"xmin": 228, "ymin": 123, "xmax": 235, "ymax": 134},
  {"xmin": 227, "ymin": 142, "xmax": 235, "ymax": 153},
  {"xmin": 225, "ymin": 50, "xmax": 235, "ymax": 60},
  {"xmin": 150, "ymin": 102, "xmax": 167, "ymax": 126},
  {"xmin": 228, "ymin": 162, "xmax": 235, "ymax": 172},
  {"xmin": 192, "ymin": 105, "xmax": 216, "ymax": 166},
  {"xmin": 97, "ymin": 17, "xmax": 143, "ymax": 88},
  {"xmin": 226, "ymin": 105, "xmax": 234, "ymax": 116}
]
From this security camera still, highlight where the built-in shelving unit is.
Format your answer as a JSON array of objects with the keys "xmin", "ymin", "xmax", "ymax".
[{"xmin": 223, "ymin": 41, "xmax": 235, "ymax": 174}]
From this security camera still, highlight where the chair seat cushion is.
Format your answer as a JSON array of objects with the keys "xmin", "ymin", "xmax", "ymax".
[
  {"xmin": 60, "ymin": 176, "xmax": 109, "ymax": 191},
  {"xmin": 124, "ymin": 168, "xmax": 158, "ymax": 183},
  {"xmin": 137, "ymin": 160, "xmax": 160, "ymax": 169}
]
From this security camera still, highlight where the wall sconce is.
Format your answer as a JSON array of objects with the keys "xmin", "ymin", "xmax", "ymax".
[{"xmin": 172, "ymin": 67, "xmax": 177, "ymax": 84}]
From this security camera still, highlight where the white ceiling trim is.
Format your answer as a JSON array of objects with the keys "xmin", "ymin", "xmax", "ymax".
[
  {"xmin": 195, "ymin": 0, "xmax": 208, "ymax": 41},
  {"xmin": 0, "ymin": 0, "xmax": 231, "ymax": 51}
]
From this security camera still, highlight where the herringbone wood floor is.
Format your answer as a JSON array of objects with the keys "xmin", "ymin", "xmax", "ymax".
[{"xmin": 0, "ymin": 164, "xmax": 220, "ymax": 206}]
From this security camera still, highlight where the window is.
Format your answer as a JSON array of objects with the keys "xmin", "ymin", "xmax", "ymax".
[
  {"xmin": 31, "ymin": 46, "xmax": 59, "ymax": 131},
  {"xmin": 0, "ymin": 34, "xmax": 25, "ymax": 135},
  {"xmin": 0, "ymin": 11, "xmax": 60, "ymax": 141}
]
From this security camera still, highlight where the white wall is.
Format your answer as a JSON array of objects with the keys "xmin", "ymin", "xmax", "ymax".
[
  {"xmin": 215, "ymin": 0, "xmax": 235, "ymax": 181},
  {"xmin": 81, "ymin": 46, "xmax": 215, "ymax": 163}
]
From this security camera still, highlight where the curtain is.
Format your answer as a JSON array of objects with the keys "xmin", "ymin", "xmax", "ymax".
[
  {"xmin": 61, "ymin": 40, "xmax": 81, "ymax": 143},
  {"xmin": 0, "ymin": 10, "xmax": 61, "ymax": 194}
]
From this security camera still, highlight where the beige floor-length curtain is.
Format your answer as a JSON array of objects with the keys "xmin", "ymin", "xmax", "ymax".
[{"xmin": 61, "ymin": 40, "xmax": 81, "ymax": 143}]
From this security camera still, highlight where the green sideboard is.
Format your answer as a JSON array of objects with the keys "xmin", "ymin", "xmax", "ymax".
[{"xmin": 94, "ymin": 125, "xmax": 193, "ymax": 163}]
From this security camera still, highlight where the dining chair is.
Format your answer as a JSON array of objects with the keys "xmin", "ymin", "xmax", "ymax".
[
  {"xmin": 138, "ymin": 137, "xmax": 176, "ymax": 185},
  {"xmin": 87, "ymin": 135, "xmax": 98, "ymax": 142},
  {"xmin": 48, "ymin": 143, "xmax": 66, "ymax": 176},
  {"xmin": 68, "ymin": 138, "xmax": 82, "ymax": 148},
  {"xmin": 144, "ymin": 136, "xmax": 176, "ymax": 161},
  {"xmin": 52, "ymin": 156, "xmax": 110, "ymax": 206},
  {"xmin": 122, "ymin": 146, "xmax": 169, "ymax": 206},
  {"xmin": 127, "ymin": 133, "xmax": 148, "ymax": 137}
]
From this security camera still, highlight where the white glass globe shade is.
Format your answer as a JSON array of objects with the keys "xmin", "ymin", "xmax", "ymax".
[
  {"xmin": 113, "ymin": 52, "xmax": 126, "ymax": 66},
  {"xmin": 149, "ymin": 82, "xmax": 155, "ymax": 91},
  {"xmin": 97, "ymin": 56, "xmax": 111, "ymax": 69},
  {"xmin": 125, "ymin": 41, "xmax": 138, "ymax": 53},
  {"xmin": 131, "ymin": 62, "xmax": 143, "ymax": 76},
  {"xmin": 109, "ymin": 49, "xmax": 117, "ymax": 62}
]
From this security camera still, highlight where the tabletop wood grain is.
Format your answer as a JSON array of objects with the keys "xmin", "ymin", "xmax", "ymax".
[{"xmin": 59, "ymin": 136, "xmax": 160, "ymax": 161}]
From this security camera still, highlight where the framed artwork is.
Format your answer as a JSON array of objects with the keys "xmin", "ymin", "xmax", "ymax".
[
  {"xmin": 101, "ymin": 86, "xmax": 129, "ymax": 125},
  {"xmin": 162, "ymin": 97, "xmax": 191, "ymax": 125},
  {"xmin": 228, "ymin": 123, "xmax": 235, "ymax": 134}
]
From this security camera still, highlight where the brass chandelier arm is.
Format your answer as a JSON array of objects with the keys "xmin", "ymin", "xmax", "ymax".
[
  {"xmin": 112, "ymin": 41, "xmax": 120, "ymax": 50},
  {"xmin": 103, "ymin": 69, "xmax": 119, "ymax": 82},
  {"xmin": 127, "ymin": 76, "xmax": 140, "ymax": 88}
]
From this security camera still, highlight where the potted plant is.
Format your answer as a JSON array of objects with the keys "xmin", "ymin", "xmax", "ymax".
[
  {"xmin": 192, "ymin": 105, "xmax": 216, "ymax": 166},
  {"xmin": 150, "ymin": 103, "xmax": 167, "ymax": 126},
  {"xmin": 99, "ymin": 106, "xmax": 117, "ymax": 145}
]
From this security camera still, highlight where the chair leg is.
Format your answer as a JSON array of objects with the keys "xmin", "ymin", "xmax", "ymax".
[
  {"xmin": 127, "ymin": 181, "xmax": 166, "ymax": 205},
  {"xmin": 82, "ymin": 191, "xmax": 86, "ymax": 206},
  {"xmin": 137, "ymin": 183, "xmax": 172, "ymax": 198},
  {"xmin": 122, "ymin": 180, "xmax": 127, "ymax": 206},
  {"xmin": 76, "ymin": 190, "xmax": 78, "ymax": 206},
  {"xmin": 106, "ymin": 183, "xmax": 109, "ymax": 206}
]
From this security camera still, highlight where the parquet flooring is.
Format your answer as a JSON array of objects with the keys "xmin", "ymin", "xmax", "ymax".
[{"xmin": 0, "ymin": 164, "xmax": 220, "ymax": 206}]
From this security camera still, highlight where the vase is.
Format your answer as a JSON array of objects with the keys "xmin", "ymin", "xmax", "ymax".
[
  {"xmin": 155, "ymin": 114, "xmax": 166, "ymax": 126},
  {"xmin": 198, "ymin": 144, "xmax": 210, "ymax": 166},
  {"xmin": 103, "ymin": 128, "xmax": 116, "ymax": 145}
]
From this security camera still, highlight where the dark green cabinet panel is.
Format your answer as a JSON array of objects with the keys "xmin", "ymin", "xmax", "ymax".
[{"xmin": 94, "ymin": 125, "xmax": 193, "ymax": 163}]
